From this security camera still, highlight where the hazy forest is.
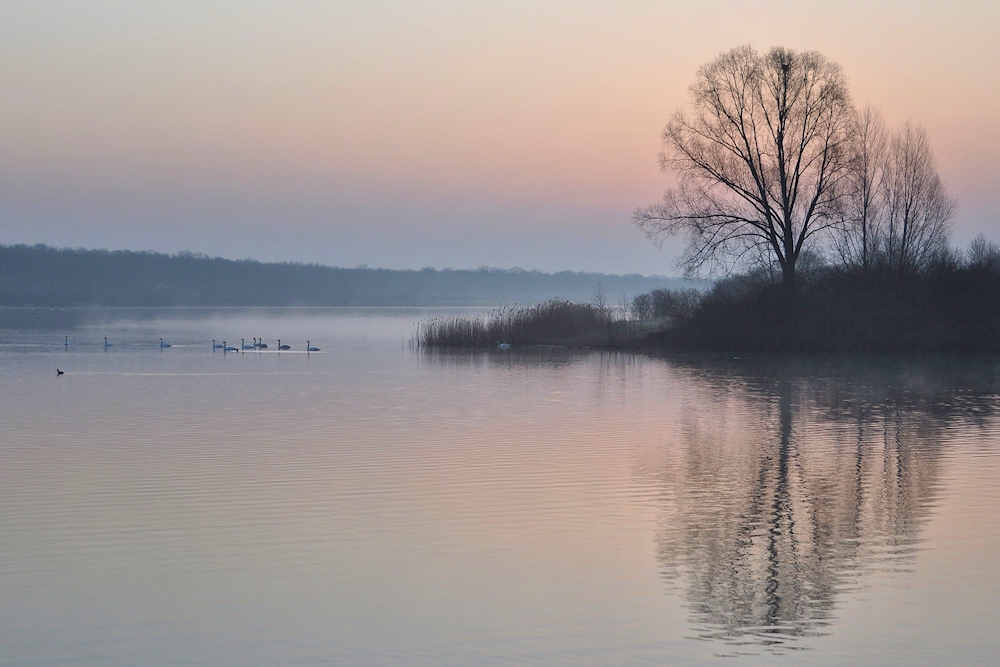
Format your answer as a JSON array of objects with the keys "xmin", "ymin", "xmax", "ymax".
[{"xmin": 0, "ymin": 244, "xmax": 682, "ymax": 308}]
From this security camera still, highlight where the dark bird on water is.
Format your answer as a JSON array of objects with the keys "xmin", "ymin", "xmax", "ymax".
[{"xmin": 56, "ymin": 369, "xmax": 64, "ymax": 376}]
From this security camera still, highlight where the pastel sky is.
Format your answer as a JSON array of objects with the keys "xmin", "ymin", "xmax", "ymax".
[{"xmin": 2, "ymin": 1, "xmax": 998, "ymax": 274}]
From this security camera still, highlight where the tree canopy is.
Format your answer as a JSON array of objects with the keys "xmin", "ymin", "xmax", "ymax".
[{"xmin": 635, "ymin": 45, "xmax": 954, "ymax": 287}]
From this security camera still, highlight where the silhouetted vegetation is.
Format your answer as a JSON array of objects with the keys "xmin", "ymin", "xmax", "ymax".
[
  {"xmin": 643, "ymin": 247, "xmax": 1000, "ymax": 353},
  {"xmin": 0, "ymin": 244, "xmax": 683, "ymax": 307},
  {"xmin": 414, "ymin": 299, "xmax": 650, "ymax": 348},
  {"xmin": 420, "ymin": 237, "xmax": 1000, "ymax": 353}
]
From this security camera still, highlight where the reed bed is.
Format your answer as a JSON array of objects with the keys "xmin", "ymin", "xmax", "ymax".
[{"xmin": 413, "ymin": 299, "xmax": 651, "ymax": 348}]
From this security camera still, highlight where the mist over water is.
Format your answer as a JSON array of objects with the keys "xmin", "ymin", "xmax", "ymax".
[{"xmin": 1, "ymin": 310, "xmax": 999, "ymax": 665}]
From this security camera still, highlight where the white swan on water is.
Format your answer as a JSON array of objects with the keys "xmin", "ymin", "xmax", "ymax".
[
  {"xmin": 213, "ymin": 340, "xmax": 224, "ymax": 349},
  {"xmin": 104, "ymin": 337, "xmax": 112, "ymax": 349},
  {"xmin": 159, "ymin": 338, "xmax": 171, "ymax": 349},
  {"xmin": 277, "ymin": 339, "xmax": 291, "ymax": 350},
  {"xmin": 224, "ymin": 341, "xmax": 238, "ymax": 352},
  {"xmin": 307, "ymin": 341, "xmax": 320, "ymax": 352},
  {"xmin": 497, "ymin": 341, "xmax": 512, "ymax": 350},
  {"xmin": 241, "ymin": 338, "xmax": 254, "ymax": 351}
]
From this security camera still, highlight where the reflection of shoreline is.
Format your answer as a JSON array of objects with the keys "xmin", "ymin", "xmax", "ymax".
[{"xmin": 645, "ymin": 357, "xmax": 999, "ymax": 652}]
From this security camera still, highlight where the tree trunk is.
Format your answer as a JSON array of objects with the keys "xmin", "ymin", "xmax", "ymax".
[{"xmin": 782, "ymin": 260, "xmax": 796, "ymax": 289}]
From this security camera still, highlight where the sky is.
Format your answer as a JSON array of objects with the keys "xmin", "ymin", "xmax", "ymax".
[{"xmin": 1, "ymin": 0, "xmax": 998, "ymax": 275}]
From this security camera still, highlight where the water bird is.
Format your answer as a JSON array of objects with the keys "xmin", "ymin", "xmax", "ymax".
[
  {"xmin": 224, "ymin": 341, "xmax": 239, "ymax": 352},
  {"xmin": 257, "ymin": 338, "xmax": 268, "ymax": 349},
  {"xmin": 104, "ymin": 337, "xmax": 112, "ymax": 349},
  {"xmin": 213, "ymin": 340, "xmax": 224, "ymax": 349},
  {"xmin": 307, "ymin": 341, "xmax": 320, "ymax": 352},
  {"xmin": 242, "ymin": 338, "xmax": 254, "ymax": 351},
  {"xmin": 497, "ymin": 341, "xmax": 512, "ymax": 350},
  {"xmin": 277, "ymin": 339, "xmax": 291, "ymax": 350},
  {"xmin": 56, "ymin": 369, "xmax": 64, "ymax": 376},
  {"xmin": 64, "ymin": 336, "xmax": 69, "ymax": 349},
  {"xmin": 159, "ymin": 338, "xmax": 171, "ymax": 349}
]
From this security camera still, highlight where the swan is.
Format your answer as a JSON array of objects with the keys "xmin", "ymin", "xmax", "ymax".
[
  {"xmin": 224, "ymin": 340, "xmax": 238, "ymax": 352},
  {"xmin": 241, "ymin": 338, "xmax": 254, "ymax": 351},
  {"xmin": 497, "ymin": 341, "xmax": 512, "ymax": 350},
  {"xmin": 159, "ymin": 338, "xmax": 171, "ymax": 349},
  {"xmin": 257, "ymin": 337, "xmax": 268, "ymax": 349},
  {"xmin": 307, "ymin": 341, "xmax": 320, "ymax": 352},
  {"xmin": 213, "ymin": 340, "xmax": 224, "ymax": 349},
  {"xmin": 104, "ymin": 337, "xmax": 112, "ymax": 348},
  {"xmin": 56, "ymin": 369, "xmax": 64, "ymax": 376},
  {"xmin": 277, "ymin": 339, "xmax": 291, "ymax": 350}
]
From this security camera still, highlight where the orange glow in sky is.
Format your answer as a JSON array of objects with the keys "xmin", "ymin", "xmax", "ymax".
[{"xmin": 2, "ymin": 1, "xmax": 998, "ymax": 273}]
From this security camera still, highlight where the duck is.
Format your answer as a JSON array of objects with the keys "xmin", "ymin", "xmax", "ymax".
[
  {"xmin": 159, "ymin": 338, "xmax": 171, "ymax": 349},
  {"xmin": 307, "ymin": 341, "xmax": 320, "ymax": 352},
  {"xmin": 277, "ymin": 339, "xmax": 291, "ymax": 350}
]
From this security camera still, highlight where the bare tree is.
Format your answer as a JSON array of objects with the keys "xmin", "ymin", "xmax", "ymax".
[
  {"xmin": 836, "ymin": 105, "xmax": 888, "ymax": 271},
  {"xmin": 634, "ymin": 45, "xmax": 855, "ymax": 288},
  {"xmin": 967, "ymin": 233, "xmax": 1000, "ymax": 273},
  {"xmin": 591, "ymin": 280, "xmax": 608, "ymax": 311},
  {"xmin": 880, "ymin": 121, "xmax": 956, "ymax": 273}
]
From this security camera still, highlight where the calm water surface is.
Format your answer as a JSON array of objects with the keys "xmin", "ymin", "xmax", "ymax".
[{"xmin": 1, "ymin": 309, "xmax": 999, "ymax": 665}]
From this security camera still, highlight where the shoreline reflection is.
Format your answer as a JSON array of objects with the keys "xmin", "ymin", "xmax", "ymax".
[{"xmin": 645, "ymin": 356, "xmax": 1000, "ymax": 651}]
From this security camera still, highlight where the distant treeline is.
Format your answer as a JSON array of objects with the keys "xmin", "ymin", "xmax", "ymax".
[{"xmin": 0, "ymin": 244, "xmax": 686, "ymax": 307}]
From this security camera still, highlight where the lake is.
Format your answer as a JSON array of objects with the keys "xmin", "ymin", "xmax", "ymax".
[{"xmin": 1, "ymin": 308, "xmax": 999, "ymax": 665}]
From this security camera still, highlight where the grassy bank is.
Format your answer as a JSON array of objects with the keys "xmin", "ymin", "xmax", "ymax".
[{"xmin": 412, "ymin": 300, "xmax": 652, "ymax": 348}]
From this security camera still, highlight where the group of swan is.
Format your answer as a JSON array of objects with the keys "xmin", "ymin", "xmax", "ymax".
[
  {"xmin": 57, "ymin": 337, "xmax": 320, "ymax": 376},
  {"xmin": 208, "ymin": 338, "xmax": 318, "ymax": 352},
  {"xmin": 62, "ymin": 337, "xmax": 321, "ymax": 351}
]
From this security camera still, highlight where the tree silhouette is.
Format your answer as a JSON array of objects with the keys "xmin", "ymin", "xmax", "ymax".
[{"xmin": 634, "ymin": 45, "xmax": 855, "ymax": 288}]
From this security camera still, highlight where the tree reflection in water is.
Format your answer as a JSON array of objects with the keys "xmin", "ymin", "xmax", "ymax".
[{"xmin": 646, "ymin": 357, "xmax": 1000, "ymax": 651}]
